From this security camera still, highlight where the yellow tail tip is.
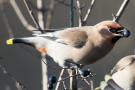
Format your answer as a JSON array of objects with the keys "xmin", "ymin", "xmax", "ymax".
[
  {"xmin": 6, "ymin": 39, "xmax": 13, "ymax": 44},
  {"xmin": 95, "ymin": 87, "xmax": 101, "ymax": 90}
]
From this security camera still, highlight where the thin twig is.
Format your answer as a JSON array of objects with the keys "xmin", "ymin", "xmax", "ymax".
[
  {"xmin": 69, "ymin": 0, "xmax": 76, "ymax": 89},
  {"xmin": 78, "ymin": 69, "xmax": 91, "ymax": 86},
  {"xmin": 0, "ymin": 65, "xmax": 28, "ymax": 90},
  {"xmin": 28, "ymin": 0, "xmax": 39, "ymax": 11},
  {"xmin": 9, "ymin": 0, "xmax": 37, "ymax": 32},
  {"xmin": 113, "ymin": 0, "xmax": 130, "ymax": 22},
  {"xmin": 15, "ymin": 82, "xmax": 23, "ymax": 90},
  {"xmin": 63, "ymin": 81, "xmax": 67, "ymax": 90},
  {"xmin": 74, "ymin": 0, "xmax": 82, "ymax": 27},
  {"xmin": 55, "ymin": 69, "xmax": 65, "ymax": 90},
  {"xmin": 37, "ymin": 0, "xmax": 46, "ymax": 29},
  {"xmin": 36, "ymin": 1, "xmax": 48, "ymax": 90},
  {"xmin": 0, "ymin": 0, "xmax": 14, "ymax": 38},
  {"xmin": 68, "ymin": 69, "xmax": 77, "ymax": 90},
  {"xmin": 29, "ymin": 0, "xmax": 76, "ymax": 11},
  {"xmin": 46, "ymin": 0, "xmax": 55, "ymax": 29},
  {"xmin": 90, "ymin": 80, "xmax": 94, "ymax": 90},
  {"xmin": 55, "ymin": 0, "xmax": 86, "ymax": 10},
  {"xmin": 70, "ymin": 0, "xmax": 74, "ymax": 27},
  {"xmin": 83, "ymin": 0, "xmax": 96, "ymax": 26},
  {"xmin": 58, "ymin": 72, "xmax": 80, "ymax": 82},
  {"xmin": 23, "ymin": 0, "xmax": 44, "ymax": 33}
]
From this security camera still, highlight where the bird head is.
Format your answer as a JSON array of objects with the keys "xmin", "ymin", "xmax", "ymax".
[{"xmin": 95, "ymin": 21, "xmax": 131, "ymax": 43}]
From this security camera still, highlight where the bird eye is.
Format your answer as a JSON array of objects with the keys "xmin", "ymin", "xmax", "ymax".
[{"xmin": 108, "ymin": 26, "xmax": 116, "ymax": 33}]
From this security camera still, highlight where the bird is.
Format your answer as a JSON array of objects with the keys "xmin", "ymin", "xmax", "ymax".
[
  {"xmin": 95, "ymin": 74, "xmax": 123, "ymax": 90},
  {"xmin": 110, "ymin": 55, "xmax": 135, "ymax": 90},
  {"xmin": 6, "ymin": 20, "xmax": 130, "ymax": 69}
]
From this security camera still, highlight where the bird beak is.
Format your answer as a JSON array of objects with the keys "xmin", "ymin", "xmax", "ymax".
[
  {"xmin": 121, "ymin": 28, "xmax": 131, "ymax": 37},
  {"xmin": 108, "ymin": 26, "xmax": 131, "ymax": 38}
]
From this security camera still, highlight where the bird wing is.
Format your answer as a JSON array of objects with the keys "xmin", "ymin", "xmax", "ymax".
[
  {"xmin": 110, "ymin": 57, "xmax": 135, "ymax": 75},
  {"xmin": 34, "ymin": 27, "xmax": 89, "ymax": 48}
]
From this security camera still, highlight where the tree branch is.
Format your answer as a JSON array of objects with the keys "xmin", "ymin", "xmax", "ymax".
[
  {"xmin": 75, "ymin": 0, "xmax": 96, "ymax": 26},
  {"xmin": 55, "ymin": 69, "xmax": 65, "ymax": 90},
  {"xmin": 74, "ymin": 0, "xmax": 82, "ymax": 27},
  {"xmin": 9, "ymin": 0, "xmax": 37, "ymax": 32},
  {"xmin": 70, "ymin": 0, "xmax": 74, "ymax": 27},
  {"xmin": 23, "ymin": 0, "xmax": 44, "ymax": 33},
  {"xmin": 0, "ymin": 65, "xmax": 28, "ymax": 90},
  {"xmin": 113, "ymin": 0, "xmax": 130, "ymax": 22},
  {"xmin": 0, "ymin": 0, "xmax": 14, "ymax": 38},
  {"xmin": 56, "ymin": 0, "xmax": 86, "ymax": 10},
  {"xmin": 46, "ymin": 0, "xmax": 55, "ymax": 29},
  {"xmin": 83, "ymin": 0, "xmax": 96, "ymax": 26}
]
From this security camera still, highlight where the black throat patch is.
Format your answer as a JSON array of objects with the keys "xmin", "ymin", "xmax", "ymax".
[{"xmin": 112, "ymin": 36, "xmax": 121, "ymax": 43}]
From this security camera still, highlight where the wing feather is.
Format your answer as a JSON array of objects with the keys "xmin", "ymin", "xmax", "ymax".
[{"xmin": 34, "ymin": 27, "xmax": 90, "ymax": 48}]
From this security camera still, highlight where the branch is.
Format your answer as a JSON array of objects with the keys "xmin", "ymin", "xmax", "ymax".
[
  {"xmin": 0, "ymin": 0, "xmax": 14, "ymax": 38},
  {"xmin": 68, "ymin": 69, "xmax": 77, "ymax": 90},
  {"xmin": 28, "ymin": 0, "xmax": 68, "ymax": 11},
  {"xmin": 83, "ymin": 0, "xmax": 96, "ymax": 26},
  {"xmin": 27, "ymin": 0, "xmax": 39, "ymax": 11},
  {"xmin": 55, "ymin": 69, "xmax": 65, "ymax": 90},
  {"xmin": 74, "ymin": 0, "xmax": 82, "ymax": 27},
  {"xmin": 78, "ymin": 69, "xmax": 90, "ymax": 86},
  {"xmin": 113, "ymin": 0, "xmax": 130, "ymax": 22},
  {"xmin": 46, "ymin": 0, "xmax": 55, "ymax": 29},
  {"xmin": 37, "ymin": 0, "xmax": 46, "ymax": 29},
  {"xmin": 0, "ymin": 65, "xmax": 28, "ymax": 90},
  {"xmin": 75, "ymin": 0, "xmax": 96, "ymax": 26},
  {"xmin": 36, "ymin": 1, "xmax": 49, "ymax": 90},
  {"xmin": 62, "ymin": 81, "xmax": 67, "ymax": 90},
  {"xmin": 70, "ymin": 0, "xmax": 74, "ymax": 27},
  {"xmin": 56, "ymin": 0, "xmax": 86, "ymax": 10},
  {"xmin": 90, "ymin": 80, "xmax": 94, "ymax": 90},
  {"xmin": 23, "ymin": 0, "xmax": 44, "ymax": 33},
  {"xmin": 9, "ymin": 0, "xmax": 37, "ymax": 32}
]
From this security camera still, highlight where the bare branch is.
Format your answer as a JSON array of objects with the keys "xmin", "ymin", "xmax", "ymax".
[
  {"xmin": 74, "ymin": 0, "xmax": 82, "ymax": 27},
  {"xmin": 63, "ymin": 81, "xmax": 67, "ymax": 90},
  {"xmin": 55, "ymin": 69, "xmax": 65, "ymax": 90},
  {"xmin": 23, "ymin": 0, "xmax": 44, "ymax": 33},
  {"xmin": 0, "ymin": 65, "xmax": 28, "ymax": 90},
  {"xmin": 27, "ymin": 0, "xmax": 39, "ymax": 11},
  {"xmin": 15, "ymin": 82, "xmax": 23, "ymax": 90},
  {"xmin": 78, "ymin": 69, "xmax": 90, "ymax": 86},
  {"xmin": 37, "ymin": 2, "xmax": 48, "ymax": 90},
  {"xmin": 46, "ymin": 0, "xmax": 55, "ymax": 29},
  {"xmin": 0, "ymin": 0, "xmax": 14, "ymax": 38},
  {"xmin": 37, "ymin": 0, "xmax": 46, "ymax": 29},
  {"xmin": 83, "ymin": 0, "xmax": 96, "ymax": 26},
  {"xmin": 113, "ymin": 0, "xmax": 130, "ymax": 22},
  {"xmin": 9, "ymin": 0, "xmax": 37, "ymax": 32},
  {"xmin": 67, "ymin": 69, "xmax": 77, "ymax": 90},
  {"xmin": 70, "ymin": 0, "xmax": 74, "ymax": 27},
  {"xmin": 56, "ymin": 0, "xmax": 86, "ymax": 10},
  {"xmin": 90, "ymin": 80, "xmax": 94, "ymax": 90}
]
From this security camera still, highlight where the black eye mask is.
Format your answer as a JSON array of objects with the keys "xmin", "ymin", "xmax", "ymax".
[{"xmin": 108, "ymin": 26, "xmax": 130, "ymax": 37}]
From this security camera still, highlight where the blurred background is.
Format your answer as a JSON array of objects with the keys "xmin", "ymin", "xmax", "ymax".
[{"xmin": 0, "ymin": 0, "xmax": 135, "ymax": 90}]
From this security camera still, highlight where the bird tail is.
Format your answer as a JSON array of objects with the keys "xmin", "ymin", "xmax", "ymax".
[
  {"xmin": 6, "ymin": 37, "xmax": 48, "ymax": 47},
  {"xmin": 6, "ymin": 38, "xmax": 29, "ymax": 45},
  {"xmin": 6, "ymin": 38, "xmax": 14, "ymax": 44}
]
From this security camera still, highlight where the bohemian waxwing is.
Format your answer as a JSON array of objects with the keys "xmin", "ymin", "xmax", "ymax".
[
  {"xmin": 110, "ymin": 55, "xmax": 135, "ymax": 90},
  {"xmin": 95, "ymin": 75, "xmax": 123, "ymax": 90},
  {"xmin": 6, "ymin": 20, "xmax": 130, "ymax": 68}
]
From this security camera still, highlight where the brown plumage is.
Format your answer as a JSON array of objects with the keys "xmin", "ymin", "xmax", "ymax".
[{"xmin": 6, "ymin": 20, "xmax": 130, "ymax": 68}]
